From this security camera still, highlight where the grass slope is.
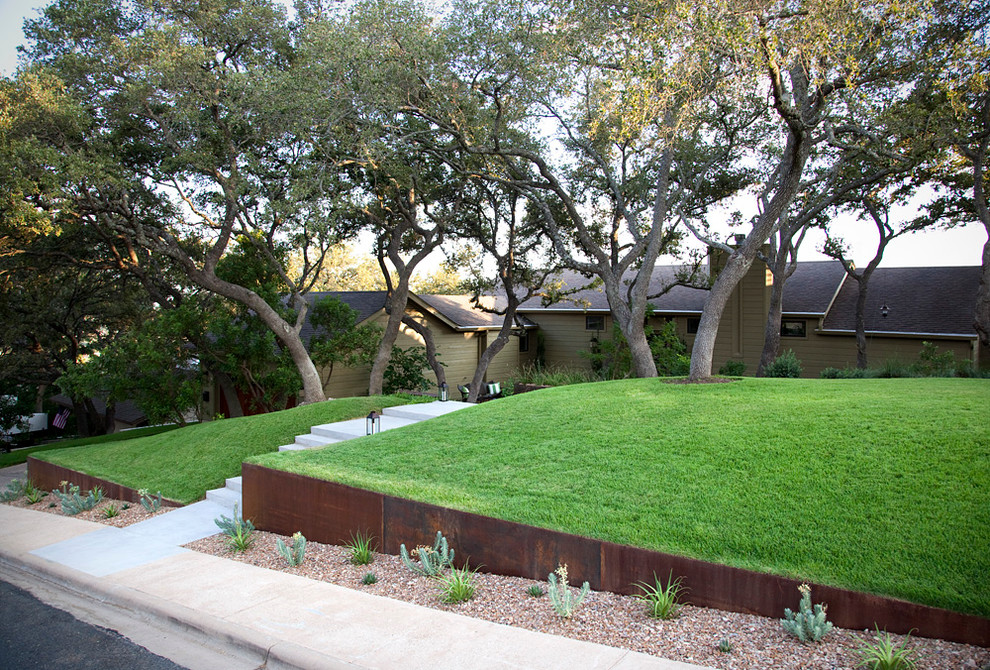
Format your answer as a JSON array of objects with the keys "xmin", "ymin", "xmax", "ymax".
[
  {"xmin": 0, "ymin": 425, "xmax": 180, "ymax": 469},
  {"xmin": 36, "ymin": 396, "xmax": 426, "ymax": 504},
  {"xmin": 250, "ymin": 378, "xmax": 990, "ymax": 617}
]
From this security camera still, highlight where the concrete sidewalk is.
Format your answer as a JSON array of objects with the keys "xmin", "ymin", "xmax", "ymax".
[{"xmin": 0, "ymin": 505, "xmax": 713, "ymax": 670}]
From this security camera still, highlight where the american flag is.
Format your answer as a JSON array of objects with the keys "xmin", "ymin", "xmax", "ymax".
[{"xmin": 52, "ymin": 408, "xmax": 70, "ymax": 430}]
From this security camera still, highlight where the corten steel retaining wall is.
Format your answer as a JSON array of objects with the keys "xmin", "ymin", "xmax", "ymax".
[
  {"xmin": 27, "ymin": 457, "xmax": 182, "ymax": 508},
  {"xmin": 243, "ymin": 463, "xmax": 990, "ymax": 647}
]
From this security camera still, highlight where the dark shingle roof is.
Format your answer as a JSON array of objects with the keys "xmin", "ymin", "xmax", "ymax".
[
  {"xmin": 414, "ymin": 294, "xmax": 538, "ymax": 330},
  {"xmin": 780, "ymin": 261, "xmax": 848, "ymax": 314},
  {"xmin": 821, "ymin": 266, "xmax": 981, "ymax": 336}
]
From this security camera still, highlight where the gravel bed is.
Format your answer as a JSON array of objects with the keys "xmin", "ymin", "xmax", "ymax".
[
  {"xmin": 4, "ymin": 493, "xmax": 167, "ymax": 527},
  {"xmin": 185, "ymin": 530, "xmax": 990, "ymax": 670},
  {"xmin": 6, "ymin": 495, "xmax": 988, "ymax": 668}
]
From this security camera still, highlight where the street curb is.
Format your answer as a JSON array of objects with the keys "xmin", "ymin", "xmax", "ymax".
[{"xmin": 0, "ymin": 548, "xmax": 364, "ymax": 670}]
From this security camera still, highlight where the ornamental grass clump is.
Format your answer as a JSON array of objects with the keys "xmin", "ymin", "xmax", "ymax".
[
  {"xmin": 436, "ymin": 563, "xmax": 479, "ymax": 604},
  {"xmin": 634, "ymin": 572, "xmax": 687, "ymax": 620},
  {"xmin": 856, "ymin": 627, "xmax": 918, "ymax": 670},
  {"xmin": 215, "ymin": 505, "xmax": 255, "ymax": 552},
  {"xmin": 345, "ymin": 531, "xmax": 376, "ymax": 566},
  {"xmin": 399, "ymin": 530, "xmax": 454, "ymax": 577},
  {"xmin": 547, "ymin": 564, "xmax": 590, "ymax": 619},
  {"xmin": 276, "ymin": 532, "xmax": 307, "ymax": 567},
  {"xmin": 781, "ymin": 584, "xmax": 833, "ymax": 643}
]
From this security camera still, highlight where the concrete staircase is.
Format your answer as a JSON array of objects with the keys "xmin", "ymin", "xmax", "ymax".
[{"xmin": 204, "ymin": 401, "xmax": 473, "ymax": 512}]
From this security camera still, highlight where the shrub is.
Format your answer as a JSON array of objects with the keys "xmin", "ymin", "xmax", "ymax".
[
  {"xmin": 547, "ymin": 564, "xmax": 590, "ymax": 619},
  {"xmin": 876, "ymin": 359, "xmax": 914, "ymax": 378},
  {"xmin": 856, "ymin": 627, "xmax": 917, "ymax": 670},
  {"xmin": 781, "ymin": 584, "xmax": 833, "ymax": 643},
  {"xmin": 764, "ymin": 350, "xmax": 802, "ymax": 378},
  {"xmin": 276, "ymin": 532, "xmax": 307, "ymax": 567},
  {"xmin": 383, "ymin": 346, "xmax": 434, "ymax": 394},
  {"xmin": 436, "ymin": 563, "xmax": 478, "ymax": 604},
  {"xmin": 215, "ymin": 505, "xmax": 255, "ymax": 552},
  {"xmin": 914, "ymin": 341, "xmax": 956, "ymax": 377},
  {"xmin": 400, "ymin": 530, "xmax": 454, "ymax": 577},
  {"xmin": 650, "ymin": 321, "xmax": 691, "ymax": 376},
  {"xmin": 510, "ymin": 362, "xmax": 597, "ymax": 387},
  {"xmin": 345, "ymin": 531, "xmax": 376, "ymax": 566},
  {"xmin": 634, "ymin": 572, "xmax": 686, "ymax": 620},
  {"xmin": 718, "ymin": 360, "xmax": 746, "ymax": 376}
]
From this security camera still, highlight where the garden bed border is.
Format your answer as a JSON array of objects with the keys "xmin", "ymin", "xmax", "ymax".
[{"xmin": 242, "ymin": 462, "xmax": 990, "ymax": 648}]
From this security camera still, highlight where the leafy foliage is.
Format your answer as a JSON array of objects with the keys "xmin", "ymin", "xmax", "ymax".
[
  {"xmin": 718, "ymin": 360, "xmax": 746, "ymax": 376},
  {"xmin": 383, "ymin": 347, "xmax": 434, "ymax": 395},
  {"xmin": 763, "ymin": 350, "xmax": 803, "ymax": 378},
  {"xmin": 309, "ymin": 296, "xmax": 382, "ymax": 387}
]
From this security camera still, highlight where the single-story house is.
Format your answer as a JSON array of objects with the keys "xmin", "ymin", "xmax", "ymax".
[
  {"xmin": 515, "ymin": 258, "xmax": 986, "ymax": 378},
  {"xmin": 207, "ymin": 256, "xmax": 986, "ymax": 414}
]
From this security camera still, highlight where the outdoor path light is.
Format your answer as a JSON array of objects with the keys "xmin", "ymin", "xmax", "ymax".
[
  {"xmin": 439, "ymin": 382, "xmax": 448, "ymax": 402},
  {"xmin": 366, "ymin": 411, "xmax": 380, "ymax": 435}
]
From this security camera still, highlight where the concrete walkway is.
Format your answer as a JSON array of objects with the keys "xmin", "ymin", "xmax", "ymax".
[{"xmin": 0, "ymin": 403, "xmax": 715, "ymax": 669}]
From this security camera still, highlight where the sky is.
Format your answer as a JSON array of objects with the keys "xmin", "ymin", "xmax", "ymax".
[{"xmin": 2, "ymin": 0, "xmax": 987, "ymax": 269}]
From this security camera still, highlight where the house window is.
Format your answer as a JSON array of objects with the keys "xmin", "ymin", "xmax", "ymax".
[
  {"xmin": 586, "ymin": 314, "xmax": 605, "ymax": 331},
  {"xmin": 518, "ymin": 331, "xmax": 530, "ymax": 352},
  {"xmin": 781, "ymin": 320, "xmax": 807, "ymax": 338},
  {"xmin": 686, "ymin": 317, "xmax": 700, "ymax": 335}
]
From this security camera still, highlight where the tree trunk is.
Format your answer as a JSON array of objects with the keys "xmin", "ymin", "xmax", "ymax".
[
  {"xmin": 401, "ymin": 314, "xmax": 447, "ymax": 388},
  {"xmin": 368, "ymin": 281, "xmax": 411, "ymax": 395},
  {"xmin": 690, "ymin": 248, "xmax": 754, "ymax": 380},
  {"xmin": 188, "ymin": 269, "xmax": 327, "ymax": 404},
  {"xmin": 214, "ymin": 372, "xmax": 244, "ymax": 418},
  {"xmin": 601, "ymin": 277, "xmax": 658, "ymax": 378},
  {"xmin": 466, "ymin": 301, "xmax": 520, "ymax": 402},
  {"xmin": 758, "ymin": 275, "xmax": 786, "ymax": 376},
  {"xmin": 976, "ymin": 236, "xmax": 990, "ymax": 349},
  {"xmin": 854, "ymin": 277, "xmax": 870, "ymax": 369}
]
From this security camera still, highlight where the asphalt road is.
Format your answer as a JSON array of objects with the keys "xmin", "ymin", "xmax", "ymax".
[{"xmin": 0, "ymin": 579, "xmax": 189, "ymax": 670}]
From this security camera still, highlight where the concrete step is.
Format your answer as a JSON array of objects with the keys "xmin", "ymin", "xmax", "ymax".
[
  {"xmin": 310, "ymin": 415, "xmax": 419, "ymax": 440},
  {"xmin": 383, "ymin": 400, "xmax": 473, "ymax": 421},
  {"xmin": 278, "ymin": 443, "xmax": 309, "ymax": 452},
  {"xmin": 204, "ymin": 486, "xmax": 241, "ymax": 511},
  {"xmin": 225, "ymin": 477, "xmax": 242, "ymax": 493},
  {"xmin": 293, "ymin": 433, "xmax": 339, "ymax": 448}
]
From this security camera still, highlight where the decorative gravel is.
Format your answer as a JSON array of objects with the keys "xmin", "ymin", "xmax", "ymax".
[
  {"xmin": 184, "ymin": 530, "xmax": 990, "ymax": 670},
  {"xmin": 6, "ymin": 495, "xmax": 988, "ymax": 668},
  {"xmin": 5, "ymin": 494, "xmax": 167, "ymax": 527}
]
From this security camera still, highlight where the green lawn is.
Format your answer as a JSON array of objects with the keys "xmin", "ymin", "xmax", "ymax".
[
  {"xmin": 0, "ymin": 425, "xmax": 181, "ymax": 469},
  {"xmin": 249, "ymin": 378, "xmax": 990, "ymax": 617},
  {"xmin": 35, "ymin": 396, "xmax": 427, "ymax": 504}
]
